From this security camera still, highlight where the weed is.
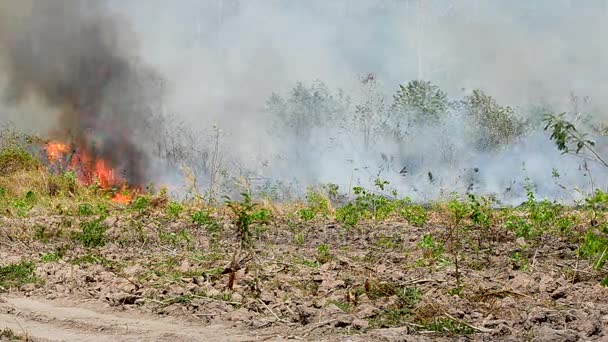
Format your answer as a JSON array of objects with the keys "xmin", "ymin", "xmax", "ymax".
[
  {"xmin": 400, "ymin": 198, "xmax": 427, "ymax": 227},
  {"xmin": 418, "ymin": 234, "xmax": 444, "ymax": 260},
  {"xmin": 70, "ymin": 254, "xmax": 114, "ymax": 266},
  {"xmin": 12, "ymin": 190, "xmax": 36, "ymax": 217},
  {"xmin": 78, "ymin": 203, "xmax": 95, "ymax": 216},
  {"xmin": 40, "ymin": 251, "xmax": 61, "ymax": 263},
  {"xmin": 0, "ymin": 261, "xmax": 37, "ymax": 289},
  {"xmin": 130, "ymin": 196, "xmax": 150, "ymax": 212},
  {"xmin": 510, "ymin": 252, "xmax": 529, "ymax": 271},
  {"xmin": 298, "ymin": 187, "xmax": 331, "ymax": 221},
  {"xmin": 225, "ymin": 192, "xmax": 271, "ymax": 249},
  {"xmin": 446, "ymin": 197, "xmax": 471, "ymax": 287},
  {"xmin": 578, "ymin": 231, "xmax": 608, "ymax": 269},
  {"xmin": 327, "ymin": 300, "xmax": 352, "ymax": 313},
  {"xmin": 191, "ymin": 209, "xmax": 221, "ymax": 233},
  {"xmin": 159, "ymin": 229, "xmax": 192, "ymax": 248},
  {"xmin": 166, "ymin": 201, "xmax": 183, "ymax": 218},
  {"xmin": 0, "ymin": 146, "xmax": 39, "ymax": 175},
  {"xmin": 293, "ymin": 232, "xmax": 305, "ymax": 246},
  {"xmin": 336, "ymin": 180, "xmax": 400, "ymax": 227},
  {"xmin": 423, "ymin": 318, "xmax": 474, "ymax": 335},
  {"xmin": 316, "ymin": 244, "xmax": 332, "ymax": 264},
  {"xmin": 74, "ymin": 218, "xmax": 107, "ymax": 248}
]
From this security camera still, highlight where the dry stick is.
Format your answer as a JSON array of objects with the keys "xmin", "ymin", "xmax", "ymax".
[
  {"xmin": 572, "ymin": 252, "xmax": 580, "ymax": 284},
  {"xmin": 443, "ymin": 312, "xmax": 495, "ymax": 334},
  {"xmin": 530, "ymin": 247, "xmax": 539, "ymax": 272},
  {"xmin": 258, "ymin": 298, "xmax": 287, "ymax": 323},
  {"xmin": 595, "ymin": 247, "xmax": 607, "ymax": 270}
]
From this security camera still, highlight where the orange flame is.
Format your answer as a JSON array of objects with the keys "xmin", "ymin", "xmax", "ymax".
[
  {"xmin": 111, "ymin": 191, "xmax": 132, "ymax": 205},
  {"xmin": 45, "ymin": 140, "xmax": 133, "ymax": 204},
  {"xmin": 46, "ymin": 142, "xmax": 70, "ymax": 162}
]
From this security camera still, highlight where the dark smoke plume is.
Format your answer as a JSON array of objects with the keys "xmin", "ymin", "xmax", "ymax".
[{"xmin": 0, "ymin": 0, "xmax": 161, "ymax": 186}]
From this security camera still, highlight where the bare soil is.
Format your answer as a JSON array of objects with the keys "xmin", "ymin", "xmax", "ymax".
[{"xmin": 1, "ymin": 213, "xmax": 608, "ymax": 341}]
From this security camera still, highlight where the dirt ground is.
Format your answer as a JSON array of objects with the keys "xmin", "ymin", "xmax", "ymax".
[{"xmin": 1, "ymin": 212, "xmax": 608, "ymax": 341}]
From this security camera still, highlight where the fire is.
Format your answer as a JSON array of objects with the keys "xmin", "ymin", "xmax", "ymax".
[
  {"xmin": 46, "ymin": 142, "xmax": 70, "ymax": 162},
  {"xmin": 45, "ymin": 140, "xmax": 132, "ymax": 204},
  {"xmin": 111, "ymin": 191, "xmax": 132, "ymax": 205}
]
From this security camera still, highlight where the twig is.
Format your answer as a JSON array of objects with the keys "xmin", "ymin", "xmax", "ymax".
[
  {"xmin": 595, "ymin": 247, "xmax": 607, "ymax": 270},
  {"xmin": 258, "ymin": 298, "xmax": 287, "ymax": 323},
  {"xmin": 530, "ymin": 247, "xmax": 539, "ymax": 271},
  {"xmin": 443, "ymin": 312, "xmax": 494, "ymax": 333},
  {"xmin": 403, "ymin": 278, "xmax": 442, "ymax": 285}
]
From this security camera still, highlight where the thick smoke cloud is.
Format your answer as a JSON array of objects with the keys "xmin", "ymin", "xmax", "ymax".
[
  {"xmin": 0, "ymin": 0, "xmax": 161, "ymax": 186},
  {"xmin": 2, "ymin": 0, "xmax": 608, "ymax": 201}
]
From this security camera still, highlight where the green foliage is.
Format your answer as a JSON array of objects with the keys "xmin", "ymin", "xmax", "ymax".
[
  {"xmin": 78, "ymin": 203, "xmax": 95, "ymax": 216},
  {"xmin": 191, "ymin": 209, "xmax": 221, "ymax": 233},
  {"xmin": 464, "ymin": 90, "xmax": 526, "ymax": 150},
  {"xmin": 12, "ymin": 190, "xmax": 36, "ymax": 217},
  {"xmin": 70, "ymin": 253, "xmax": 113, "ymax": 266},
  {"xmin": 392, "ymin": 80, "xmax": 449, "ymax": 126},
  {"xmin": 130, "ymin": 196, "xmax": 150, "ymax": 212},
  {"xmin": 316, "ymin": 244, "xmax": 332, "ymax": 264},
  {"xmin": 578, "ymin": 231, "xmax": 608, "ymax": 269},
  {"xmin": 400, "ymin": 198, "xmax": 427, "ymax": 227},
  {"xmin": 298, "ymin": 188, "xmax": 331, "ymax": 221},
  {"xmin": 510, "ymin": 252, "xmax": 529, "ymax": 271},
  {"xmin": 335, "ymin": 180, "xmax": 400, "ymax": 227},
  {"xmin": 423, "ymin": 318, "xmax": 474, "ymax": 335},
  {"xmin": 0, "ymin": 146, "xmax": 39, "ymax": 175},
  {"xmin": 159, "ymin": 229, "xmax": 192, "ymax": 248},
  {"xmin": 447, "ymin": 197, "xmax": 470, "ymax": 224},
  {"xmin": 418, "ymin": 234, "xmax": 444, "ymax": 259},
  {"xmin": 166, "ymin": 201, "xmax": 183, "ymax": 218},
  {"xmin": 368, "ymin": 286, "xmax": 421, "ymax": 328},
  {"xmin": 544, "ymin": 114, "xmax": 593, "ymax": 154},
  {"xmin": 225, "ymin": 192, "xmax": 271, "ymax": 248},
  {"xmin": 468, "ymin": 194, "xmax": 491, "ymax": 228},
  {"xmin": 74, "ymin": 218, "xmax": 107, "ymax": 248},
  {"xmin": 40, "ymin": 251, "xmax": 61, "ymax": 263},
  {"xmin": 0, "ymin": 261, "xmax": 36, "ymax": 289}
]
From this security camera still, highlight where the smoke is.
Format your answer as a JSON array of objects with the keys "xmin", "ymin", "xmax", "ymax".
[
  {"xmin": 2, "ymin": 1, "xmax": 608, "ymax": 201},
  {"xmin": 0, "ymin": 0, "xmax": 161, "ymax": 187}
]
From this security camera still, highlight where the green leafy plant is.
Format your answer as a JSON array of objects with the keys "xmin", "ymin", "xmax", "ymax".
[
  {"xmin": 400, "ymin": 198, "xmax": 427, "ymax": 227},
  {"xmin": 335, "ymin": 179, "xmax": 400, "ymax": 227},
  {"xmin": 166, "ymin": 201, "xmax": 184, "ymax": 219},
  {"xmin": 418, "ymin": 234, "xmax": 444, "ymax": 260},
  {"xmin": 392, "ymin": 80, "xmax": 449, "ymax": 126},
  {"xmin": 0, "ymin": 261, "xmax": 37, "ymax": 289},
  {"xmin": 578, "ymin": 231, "xmax": 608, "ymax": 270},
  {"xmin": 191, "ymin": 209, "xmax": 221, "ymax": 233},
  {"xmin": 74, "ymin": 218, "xmax": 107, "ymax": 248},
  {"xmin": 316, "ymin": 244, "xmax": 332, "ymax": 264}
]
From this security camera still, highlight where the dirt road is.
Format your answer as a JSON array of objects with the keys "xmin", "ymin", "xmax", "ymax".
[{"xmin": 0, "ymin": 296, "xmax": 276, "ymax": 342}]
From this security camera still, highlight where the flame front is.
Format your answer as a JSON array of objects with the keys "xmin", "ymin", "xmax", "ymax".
[
  {"xmin": 45, "ymin": 141, "xmax": 132, "ymax": 204},
  {"xmin": 46, "ymin": 142, "xmax": 70, "ymax": 162}
]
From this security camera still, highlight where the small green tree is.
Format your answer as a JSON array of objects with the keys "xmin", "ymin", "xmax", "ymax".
[
  {"xmin": 392, "ymin": 80, "xmax": 449, "ymax": 126},
  {"xmin": 464, "ymin": 90, "xmax": 526, "ymax": 151}
]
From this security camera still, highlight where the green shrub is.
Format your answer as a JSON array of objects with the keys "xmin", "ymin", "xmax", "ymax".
[
  {"xmin": 400, "ymin": 198, "xmax": 427, "ymax": 227},
  {"xmin": 0, "ymin": 146, "xmax": 39, "ymax": 175},
  {"xmin": 74, "ymin": 218, "xmax": 107, "ymax": 248},
  {"xmin": 166, "ymin": 201, "xmax": 184, "ymax": 218},
  {"xmin": 0, "ymin": 261, "xmax": 36, "ymax": 289}
]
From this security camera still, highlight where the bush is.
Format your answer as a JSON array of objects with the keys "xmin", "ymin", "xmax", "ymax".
[
  {"xmin": 464, "ymin": 90, "xmax": 526, "ymax": 150},
  {"xmin": 0, "ymin": 146, "xmax": 40, "ymax": 175}
]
